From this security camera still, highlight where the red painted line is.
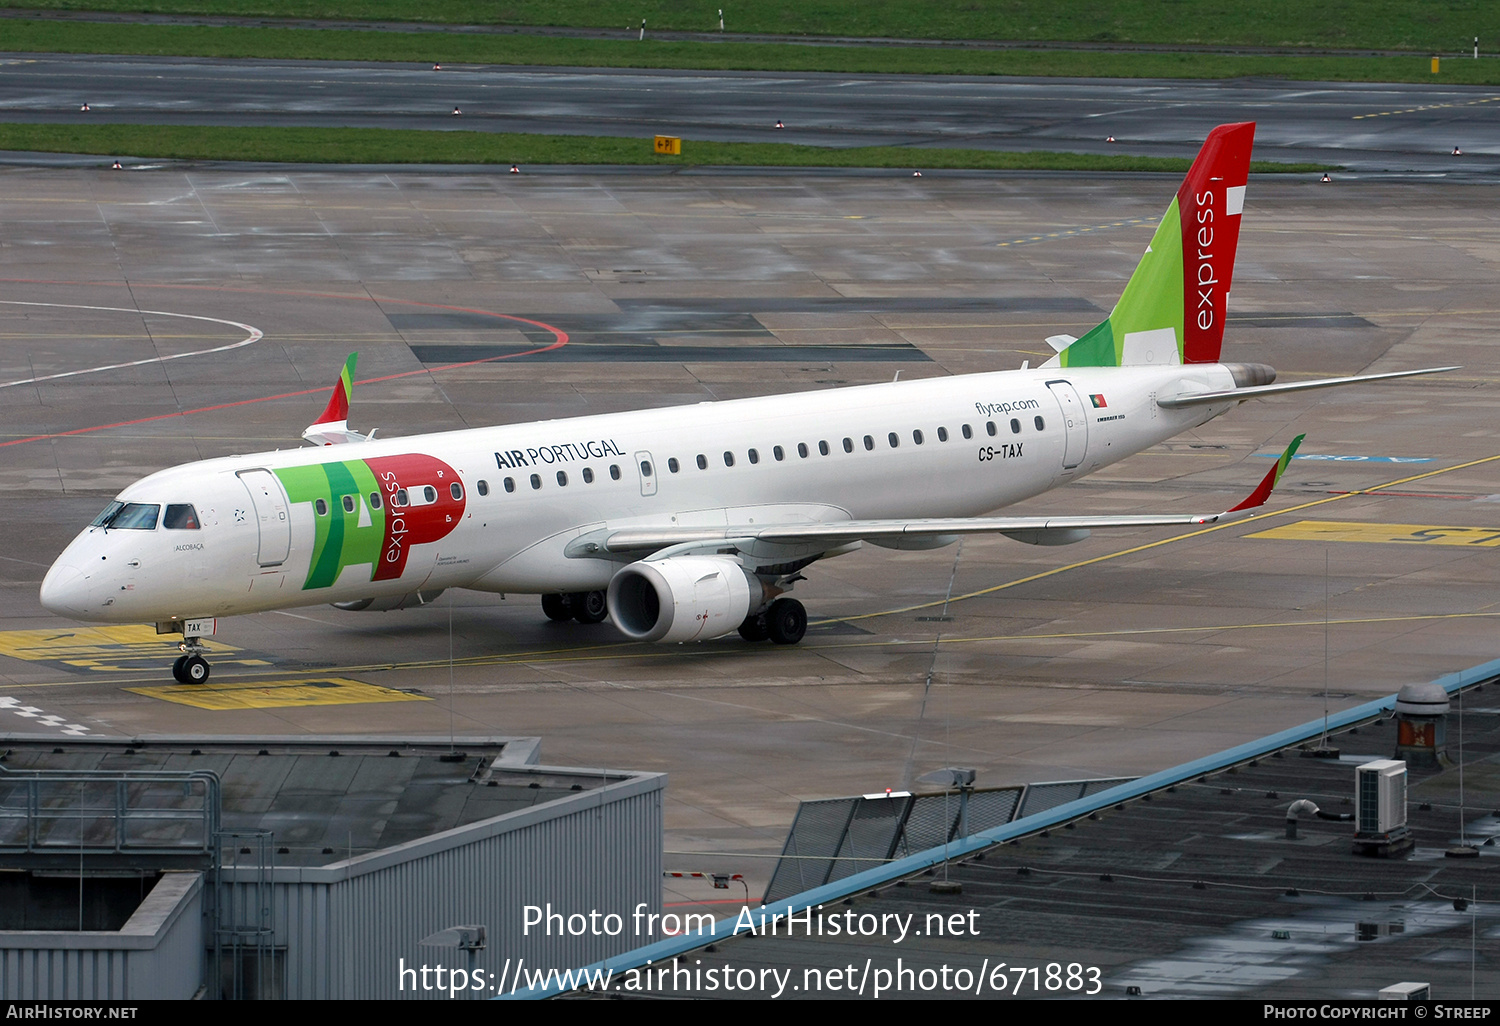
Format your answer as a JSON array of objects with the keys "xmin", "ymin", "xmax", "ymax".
[{"xmin": 0, "ymin": 281, "xmax": 568, "ymax": 449}]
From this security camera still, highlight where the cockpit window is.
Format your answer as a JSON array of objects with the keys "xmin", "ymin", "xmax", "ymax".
[
  {"xmin": 163, "ymin": 504, "xmax": 200, "ymax": 530},
  {"xmin": 90, "ymin": 501, "xmax": 124, "ymax": 527},
  {"xmin": 96, "ymin": 502, "xmax": 160, "ymax": 531}
]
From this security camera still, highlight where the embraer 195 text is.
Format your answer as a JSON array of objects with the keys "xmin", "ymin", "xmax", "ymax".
[{"xmin": 40, "ymin": 123, "xmax": 1453, "ymax": 683}]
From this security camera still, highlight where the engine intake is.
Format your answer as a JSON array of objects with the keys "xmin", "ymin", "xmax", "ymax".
[{"xmin": 607, "ymin": 556, "xmax": 762, "ymax": 643}]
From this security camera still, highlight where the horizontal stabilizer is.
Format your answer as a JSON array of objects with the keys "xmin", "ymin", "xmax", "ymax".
[
  {"xmin": 1157, "ymin": 366, "xmax": 1458, "ymax": 409},
  {"xmin": 303, "ymin": 353, "xmax": 370, "ymax": 446}
]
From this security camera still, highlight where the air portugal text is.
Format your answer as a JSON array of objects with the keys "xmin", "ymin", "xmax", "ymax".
[{"xmin": 494, "ymin": 438, "xmax": 626, "ymax": 470}]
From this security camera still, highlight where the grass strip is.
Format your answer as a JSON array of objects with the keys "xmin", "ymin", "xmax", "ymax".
[
  {"xmin": 9, "ymin": 1, "xmax": 1500, "ymax": 53},
  {"xmin": 8, "ymin": 19, "xmax": 1500, "ymax": 83},
  {"xmin": 0, "ymin": 123, "xmax": 1329, "ymax": 171}
]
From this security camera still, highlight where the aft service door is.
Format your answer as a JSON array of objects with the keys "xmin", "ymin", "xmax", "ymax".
[
  {"xmin": 238, "ymin": 468, "xmax": 291, "ymax": 567},
  {"xmin": 1045, "ymin": 380, "xmax": 1089, "ymax": 470},
  {"xmin": 635, "ymin": 451, "xmax": 658, "ymax": 497}
]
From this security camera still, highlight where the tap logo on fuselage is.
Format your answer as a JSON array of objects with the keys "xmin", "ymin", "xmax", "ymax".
[{"xmin": 274, "ymin": 453, "xmax": 466, "ymax": 590}]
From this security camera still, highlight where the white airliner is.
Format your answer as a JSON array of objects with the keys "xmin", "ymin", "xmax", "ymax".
[{"xmin": 39, "ymin": 123, "xmax": 1452, "ymax": 683}]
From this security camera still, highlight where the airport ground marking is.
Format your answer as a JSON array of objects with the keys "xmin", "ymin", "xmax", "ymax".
[
  {"xmin": 0, "ymin": 280, "xmax": 569, "ymax": 450},
  {"xmin": 1253, "ymin": 453, "xmax": 1434, "ymax": 464},
  {"xmin": 0, "ymin": 301, "xmax": 262, "ymax": 390},
  {"xmin": 125, "ymin": 676, "xmax": 431, "ymax": 710},
  {"xmin": 1246, "ymin": 520, "xmax": 1500, "ymax": 547},
  {"xmin": 1353, "ymin": 95, "xmax": 1500, "ymax": 119},
  {"xmin": 0, "ymin": 624, "xmax": 254, "ymax": 674},
  {"xmin": 0, "ymin": 695, "xmax": 90, "ymax": 735},
  {"xmin": 996, "ymin": 216, "xmax": 1154, "ymax": 248}
]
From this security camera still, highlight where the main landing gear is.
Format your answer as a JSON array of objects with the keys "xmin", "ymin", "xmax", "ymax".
[
  {"xmin": 171, "ymin": 638, "xmax": 211, "ymax": 684},
  {"xmin": 738, "ymin": 598, "xmax": 806, "ymax": 645},
  {"xmin": 541, "ymin": 590, "xmax": 609, "ymax": 625}
]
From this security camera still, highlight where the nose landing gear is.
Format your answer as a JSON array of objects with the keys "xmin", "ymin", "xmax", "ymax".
[{"xmin": 171, "ymin": 638, "xmax": 211, "ymax": 684}]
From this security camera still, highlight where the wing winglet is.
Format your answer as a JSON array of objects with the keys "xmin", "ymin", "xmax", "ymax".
[
  {"xmin": 1226, "ymin": 433, "xmax": 1304, "ymax": 514},
  {"xmin": 302, "ymin": 353, "xmax": 369, "ymax": 446}
]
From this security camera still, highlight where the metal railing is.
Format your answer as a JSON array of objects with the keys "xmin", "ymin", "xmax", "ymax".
[{"xmin": 0, "ymin": 764, "xmax": 220, "ymax": 856}]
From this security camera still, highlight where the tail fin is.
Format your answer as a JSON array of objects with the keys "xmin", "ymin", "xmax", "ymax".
[
  {"xmin": 1053, "ymin": 122, "xmax": 1255, "ymax": 369},
  {"xmin": 302, "ymin": 353, "xmax": 369, "ymax": 446}
]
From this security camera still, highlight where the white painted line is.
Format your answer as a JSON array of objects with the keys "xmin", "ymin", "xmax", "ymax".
[
  {"xmin": 0, "ymin": 694, "xmax": 92, "ymax": 734},
  {"xmin": 0, "ymin": 301, "xmax": 263, "ymax": 390}
]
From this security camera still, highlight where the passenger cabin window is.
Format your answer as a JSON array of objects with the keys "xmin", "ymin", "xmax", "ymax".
[
  {"xmin": 640, "ymin": 460, "xmax": 653, "ymax": 477},
  {"xmin": 696, "ymin": 454, "xmax": 707, "ymax": 470},
  {"xmin": 342, "ymin": 495, "xmax": 356, "ymax": 514},
  {"xmin": 477, "ymin": 480, "xmax": 489, "ymax": 496},
  {"xmin": 395, "ymin": 489, "xmax": 409, "ymax": 506},
  {"xmin": 913, "ymin": 430, "xmax": 923, "ymax": 445},
  {"xmin": 961, "ymin": 424, "xmax": 973, "ymax": 440},
  {"xmin": 314, "ymin": 498, "xmax": 328, "ymax": 516},
  {"xmin": 1034, "ymin": 415, "xmax": 1046, "ymax": 431},
  {"xmin": 798, "ymin": 443, "xmax": 809, "ymax": 458},
  {"xmin": 888, "ymin": 432, "xmax": 899, "ymax": 448},
  {"xmin": 370, "ymin": 491, "xmax": 383, "ymax": 509},
  {"xmin": 504, "ymin": 478, "xmax": 515, "ymax": 493},
  {"xmin": 610, "ymin": 465, "xmax": 621, "ymax": 480},
  {"xmin": 423, "ymin": 485, "xmax": 438, "ymax": 504},
  {"xmin": 723, "ymin": 451, "xmax": 735, "ymax": 467},
  {"xmin": 556, "ymin": 471, "xmax": 568, "ymax": 486},
  {"xmin": 843, "ymin": 438, "xmax": 854, "ymax": 453},
  {"xmin": 986, "ymin": 421, "xmax": 997, "ymax": 436},
  {"xmin": 163, "ymin": 504, "xmax": 200, "ymax": 530},
  {"xmin": 773, "ymin": 446, "xmax": 785, "ymax": 461},
  {"xmin": 530, "ymin": 474, "xmax": 542, "ymax": 490},
  {"xmin": 818, "ymin": 441, "xmax": 830, "ymax": 456},
  {"xmin": 668, "ymin": 458, "xmax": 680, "ymax": 474},
  {"xmin": 583, "ymin": 468, "xmax": 595, "ymax": 483},
  {"xmin": 93, "ymin": 502, "xmax": 159, "ymax": 530},
  {"xmin": 748, "ymin": 448, "xmax": 759, "ymax": 465},
  {"xmin": 861, "ymin": 435, "xmax": 872, "ymax": 451},
  {"xmin": 451, "ymin": 482, "xmax": 464, "ymax": 500},
  {"xmin": 1010, "ymin": 419, "xmax": 1021, "ymax": 434},
  {"xmin": 937, "ymin": 427, "xmax": 948, "ymax": 442}
]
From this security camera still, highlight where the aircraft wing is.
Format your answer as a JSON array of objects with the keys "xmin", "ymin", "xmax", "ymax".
[{"xmin": 597, "ymin": 435, "xmax": 1304, "ymax": 555}]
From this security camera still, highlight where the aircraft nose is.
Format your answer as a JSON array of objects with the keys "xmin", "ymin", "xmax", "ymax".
[{"xmin": 40, "ymin": 561, "xmax": 90, "ymax": 617}]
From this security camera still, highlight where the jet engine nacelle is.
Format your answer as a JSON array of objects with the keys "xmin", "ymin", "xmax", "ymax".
[
  {"xmin": 332, "ymin": 589, "xmax": 445, "ymax": 612},
  {"xmin": 607, "ymin": 556, "xmax": 763, "ymax": 643}
]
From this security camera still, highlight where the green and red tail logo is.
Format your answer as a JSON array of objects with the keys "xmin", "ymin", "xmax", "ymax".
[
  {"xmin": 1228, "ymin": 433, "xmax": 1304, "ymax": 513},
  {"xmin": 1059, "ymin": 122, "xmax": 1255, "ymax": 369},
  {"xmin": 275, "ymin": 453, "xmax": 465, "ymax": 590},
  {"xmin": 312, "ymin": 352, "xmax": 357, "ymax": 427}
]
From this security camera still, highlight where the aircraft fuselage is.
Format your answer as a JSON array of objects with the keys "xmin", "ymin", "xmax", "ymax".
[{"xmin": 39, "ymin": 362, "xmax": 1236, "ymax": 626}]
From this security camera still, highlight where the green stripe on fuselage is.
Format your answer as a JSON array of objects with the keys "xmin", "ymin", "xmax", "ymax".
[{"xmin": 275, "ymin": 460, "xmax": 385, "ymax": 590}]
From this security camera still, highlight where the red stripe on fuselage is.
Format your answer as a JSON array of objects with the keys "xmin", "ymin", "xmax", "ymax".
[{"xmin": 364, "ymin": 454, "xmax": 466, "ymax": 580}]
